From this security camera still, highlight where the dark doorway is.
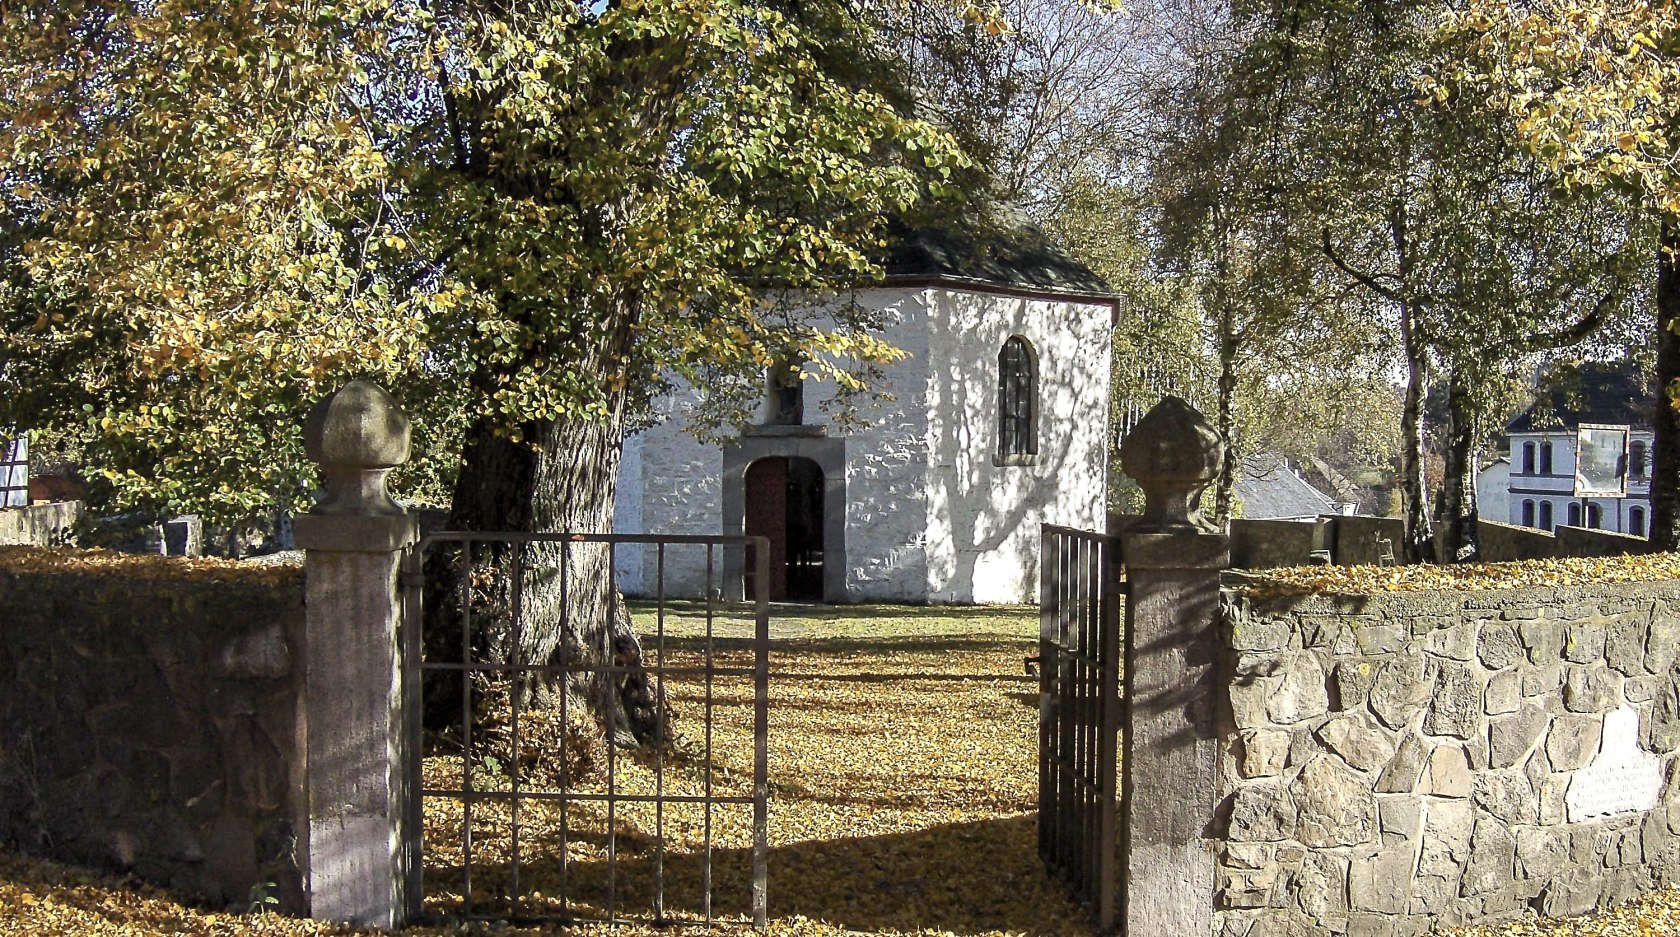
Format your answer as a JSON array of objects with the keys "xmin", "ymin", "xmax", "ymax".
[{"xmin": 744, "ymin": 456, "xmax": 825, "ymax": 601}]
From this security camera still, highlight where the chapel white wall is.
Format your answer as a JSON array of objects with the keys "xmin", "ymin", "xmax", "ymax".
[{"xmin": 923, "ymin": 289, "xmax": 1112, "ymax": 603}]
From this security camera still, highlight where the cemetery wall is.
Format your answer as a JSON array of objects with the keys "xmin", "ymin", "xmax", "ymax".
[
  {"xmin": 0, "ymin": 500, "xmax": 83, "ymax": 547},
  {"xmin": 0, "ymin": 550, "xmax": 306, "ymax": 911},
  {"xmin": 1217, "ymin": 580, "xmax": 1680, "ymax": 937}
]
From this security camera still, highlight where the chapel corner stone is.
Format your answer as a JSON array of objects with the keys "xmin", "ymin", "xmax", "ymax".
[
  {"xmin": 303, "ymin": 380, "xmax": 412, "ymax": 517},
  {"xmin": 1118, "ymin": 395, "xmax": 1225, "ymax": 534}
]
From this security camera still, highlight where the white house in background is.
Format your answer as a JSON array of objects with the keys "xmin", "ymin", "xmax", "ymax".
[
  {"xmin": 1475, "ymin": 456, "xmax": 1511, "ymax": 524},
  {"xmin": 1500, "ymin": 366, "xmax": 1652, "ymax": 538},
  {"xmin": 613, "ymin": 219, "xmax": 1116, "ymax": 604}
]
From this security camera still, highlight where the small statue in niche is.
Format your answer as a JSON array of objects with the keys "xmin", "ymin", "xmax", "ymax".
[{"xmin": 769, "ymin": 360, "xmax": 804, "ymax": 426}]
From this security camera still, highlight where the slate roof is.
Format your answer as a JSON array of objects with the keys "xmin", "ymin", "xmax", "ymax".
[
  {"xmin": 1235, "ymin": 453, "xmax": 1340, "ymax": 520},
  {"xmin": 881, "ymin": 205, "xmax": 1113, "ymax": 298},
  {"xmin": 1506, "ymin": 362, "xmax": 1650, "ymax": 433}
]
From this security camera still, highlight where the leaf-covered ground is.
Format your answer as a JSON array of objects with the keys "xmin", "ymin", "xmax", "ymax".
[
  {"xmin": 3, "ymin": 603, "xmax": 1680, "ymax": 936},
  {"xmin": 1237, "ymin": 552, "xmax": 1680, "ymax": 597}
]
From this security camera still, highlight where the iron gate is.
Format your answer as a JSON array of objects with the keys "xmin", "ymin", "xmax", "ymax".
[
  {"xmin": 403, "ymin": 532, "xmax": 771, "ymax": 930},
  {"xmin": 1037, "ymin": 524, "xmax": 1122, "ymax": 931}
]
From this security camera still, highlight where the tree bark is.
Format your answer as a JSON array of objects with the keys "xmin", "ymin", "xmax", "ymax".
[
  {"xmin": 423, "ymin": 306, "xmax": 660, "ymax": 746},
  {"xmin": 1397, "ymin": 295, "xmax": 1436, "ymax": 564},
  {"xmin": 1434, "ymin": 368, "xmax": 1480, "ymax": 563},
  {"xmin": 1650, "ymin": 220, "xmax": 1680, "ymax": 551},
  {"xmin": 1213, "ymin": 310, "xmax": 1240, "ymax": 525}
]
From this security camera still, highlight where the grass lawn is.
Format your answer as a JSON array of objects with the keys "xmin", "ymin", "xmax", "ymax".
[{"xmin": 2, "ymin": 603, "xmax": 1679, "ymax": 935}]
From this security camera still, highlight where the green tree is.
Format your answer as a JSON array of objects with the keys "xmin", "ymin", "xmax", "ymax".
[
  {"xmin": 0, "ymin": 0, "xmax": 966, "ymax": 737},
  {"xmin": 1436, "ymin": 0, "xmax": 1680, "ymax": 549}
]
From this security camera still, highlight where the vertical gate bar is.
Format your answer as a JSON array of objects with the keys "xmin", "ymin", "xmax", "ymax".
[
  {"xmin": 607, "ymin": 543, "xmax": 619, "ymax": 923},
  {"xmin": 752, "ymin": 535, "xmax": 771, "ymax": 932},
  {"xmin": 655, "ymin": 542, "xmax": 667, "ymax": 923},
  {"xmin": 460, "ymin": 541, "xmax": 476, "ymax": 915},
  {"xmin": 1037, "ymin": 528, "xmax": 1052, "ymax": 860},
  {"xmin": 1087, "ymin": 536, "xmax": 1101, "ymax": 904},
  {"xmin": 558, "ymin": 540, "xmax": 571, "ymax": 917},
  {"xmin": 1097, "ymin": 535, "xmax": 1121, "ymax": 931},
  {"xmin": 404, "ymin": 542, "xmax": 425, "ymax": 919},
  {"xmin": 1057, "ymin": 534, "xmax": 1074, "ymax": 877},
  {"xmin": 703, "ymin": 542, "xmax": 716, "ymax": 926},
  {"xmin": 509, "ymin": 544, "xmax": 525, "ymax": 914}
]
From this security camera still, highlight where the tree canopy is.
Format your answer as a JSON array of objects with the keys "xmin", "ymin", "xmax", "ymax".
[{"xmin": 0, "ymin": 0, "xmax": 967, "ymax": 523}]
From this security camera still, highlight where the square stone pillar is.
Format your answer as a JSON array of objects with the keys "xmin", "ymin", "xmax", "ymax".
[
  {"xmin": 1116, "ymin": 395, "xmax": 1231, "ymax": 937},
  {"xmin": 1120, "ymin": 530, "xmax": 1228, "ymax": 937},
  {"xmin": 294, "ymin": 381, "xmax": 421, "ymax": 929}
]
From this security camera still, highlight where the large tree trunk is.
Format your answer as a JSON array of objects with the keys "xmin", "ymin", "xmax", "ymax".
[
  {"xmin": 1434, "ymin": 367, "xmax": 1480, "ymax": 563},
  {"xmin": 1650, "ymin": 220, "xmax": 1680, "ymax": 551},
  {"xmin": 423, "ymin": 305, "xmax": 660, "ymax": 746},
  {"xmin": 1397, "ymin": 298, "xmax": 1437, "ymax": 564}
]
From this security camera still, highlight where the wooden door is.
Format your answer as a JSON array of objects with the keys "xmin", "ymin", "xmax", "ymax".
[{"xmin": 744, "ymin": 458, "xmax": 789, "ymax": 601}]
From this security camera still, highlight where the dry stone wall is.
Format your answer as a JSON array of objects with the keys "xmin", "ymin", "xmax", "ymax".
[
  {"xmin": 0, "ymin": 553, "xmax": 306, "ymax": 911},
  {"xmin": 1217, "ymin": 581, "xmax": 1680, "ymax": 937}
]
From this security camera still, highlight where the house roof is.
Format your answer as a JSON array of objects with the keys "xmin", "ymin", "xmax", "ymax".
[
  {"xmin": 1506, "ymin": 362, "xmax": 1651, "ymax": 433},
  {"xmin": 881, "ymin": 205, "xmax": 1114, "ymax": 300},
  {"xmin": 1235, "ymin": 453, "xmax": 1339, "ymax": 520}
]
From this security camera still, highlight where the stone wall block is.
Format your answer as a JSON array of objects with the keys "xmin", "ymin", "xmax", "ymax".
[
  {"xmin": 1516, "ymin": 826, "xmax": 1570, "ymax": 881},
  {"xmin": 1546, "ymin": 714, "xmax": 1604, "ymax": 772},
  {"xmin": 1267, "ymin": 653, "xmax": 1330, "ymax": 726},
  {"xmin": 1563, "ymin": 665, "xmax": 1622, "ymax": 714},
  {"xmin": 1239, "ymin": 729, "xmax": 1293, "ymax": 779},
  {"xmin": 1293, "ymin": 756, "xmax": 1377, "ymax": 848},
  {"xmin": 1229, "ymin": 781, "xmax": 1299, "ymax": 842},
  {"xmin": 1650, "ymin": 679, "xmax": 1680, "ymax": 754},
  {"xmin": 1422, "ymin": 744, "xmax": 1473, "ymax": 798},
  {"xmin": 1353, "ymin": 625, "xmax": 1407, "ymax": 656},
  {"xmin": 1606, "ymin": 617, "xmax": 1650, "ymax": 676},
  {"xmin": 1349, "ymin": 846, "xmax": 1416, "ymax": 913},
  {"xmin": 1371, "ymin": 654, "xmax": 1437, "ymax": 730},
  {"xmin": 1520, "ymin": 620, "xmax": 1564, "ymax": 664},
  {"xmin": 1293, "ymin": 852, "xmax": 1350, "ymax": 920},
  {"xmin": 1485, "ymin": 671, "xmax": 1521, "ymax": 715},
  {"xmin": 1317, "ymin": 714, "xmax": 1398, "ymax": 774},
  {"xmin": 1538, "ymin": 870, "xmax": 1603, "ymax": 918},
  {"xmin": 1488, "ymin": 703, "xmax": 1550, "ymax": 769},
  {"xmin": 1521, "ymin": 664, "xmax": 1563, "ymax": 698},
  {"xmin": 1335, "ymin": 659, "xmax": 1380, "ymax": 711},
  {"xmin": 1644, "ymin": 617, "xmax": 1680, "ymax": 675},
  {"xmin": 1461, "ymin": 819, "xmax": 1516, "ymax": 897},
  {"xmin": 1425, "ymin": 662, "xmax": 1485, "ymax": 740},
  {"xmin": 1379, "ymin": 795, "xmax": 1425, "ymax": 842},
  {"xmin": 1231, "ymin": 614, "xmax": 1293, "ymax": 652},
  {"xmin": 1375, "ymin": 733, "xmax": 1429, "ymax": 793},
  {"xmin": 1563, "ymin": 622, "xmax": 1609, "ymax": 664},
  {"xmin": 1477, "ymin": 622, "xmax": 1524, "ymax": 671},
  {"xmin": 1471, "ymin": 771, "xmax": 1539, "ymax": 826},
  {"xmin": 1430, "ymin": 622, "xmax": 1478, "ymax": 661}
]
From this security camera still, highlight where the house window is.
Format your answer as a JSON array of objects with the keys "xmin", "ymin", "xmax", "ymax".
[
  {"xmin": 1540, "ymin": 501, "xmax": 1554, "ymax": 530},
  {"xmin": 1587, "ymin": 503, "xmax": 1602, "ymax": 529},
  {"xmin": 1522, "ymin": 500, "xmax": 1535, "ymax": 528},
  {"xmin": 767, "ymin": 359, "xmax": 804, "ymax": 426},
  {"xmin": 1631, "ymin": 441, "xmax": 1648, "ymax": 480},
  {"xmin": 1522, "ymin": 442, "xmax": 1536, "ymax": 474},
  {"xmin": 1540, "ymin": 441, "xmax": 1553, "ymax": 475},
  {"xmin": 1632, "ymin": 506, "xmax": 1647, "ymax": 537},
  {"xmin": 997, "ymin": 336, "xmax": 1038, "ymax": 464},
  {"xmin": 1567, "ymin": 502, "xmax": 1581, "ymax": 527}
]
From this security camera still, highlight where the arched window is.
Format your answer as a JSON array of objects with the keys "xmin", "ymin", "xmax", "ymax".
[
  {"xmin": 1522, "ymin": 500, "xmax": 1535, "ymax": 528},
  {"xmin": 1587, "ymin": 503, "xmax": 1602, "ymax": 529},
  {"xmin": 1631, "ymin": 441, "xmax": 1649, "ymax": 480},
  {"xmin": 1522, "ymin": 442, "xmax": 1536, "ymax": 474},
  {"xmin": 1539, "ymin": 441, "xmax": 1553, "ymax": 475},
  {"xmin": 1567, "ymin": 502, "xmax": 1581, "ymax": 527},
  {"xmin": 1632, "ymin": 506, "xmax": 1647, "ymax": 538},
  {"xmin": 1540, "ymin": 501, "xmax": 1554, "ymax": 531},
  {"xmin": 997, "ymin": 336, "xmax": 1038, "ymax": 463}
]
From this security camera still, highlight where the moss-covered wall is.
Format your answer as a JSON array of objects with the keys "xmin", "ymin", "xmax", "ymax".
[{"xmin": 0, "ymin": 548, "xmax": 306, "ymax": 911}]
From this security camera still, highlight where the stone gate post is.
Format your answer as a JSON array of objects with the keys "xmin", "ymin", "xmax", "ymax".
[
  {"xmin": 1117, "ymin": 396, "xmax": 1230, "ymax": 937},
  {"xmin": 293, "ymin": 381, "xmax": 420, "ymax": 928}
]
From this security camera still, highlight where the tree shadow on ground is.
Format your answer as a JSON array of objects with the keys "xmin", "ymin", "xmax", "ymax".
[{"xmin": 426, "ymin": 813, "xmax": 1096, "ymax": 935}]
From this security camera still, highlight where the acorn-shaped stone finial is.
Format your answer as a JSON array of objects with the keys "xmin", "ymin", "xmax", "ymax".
[
  {"xmin": 303, "ymin": 380, "xmax": 411, "ymax": 516},
  {"xmin": 1119, "ymin": 395, "xmax": 1224, "ymax": 534}
]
